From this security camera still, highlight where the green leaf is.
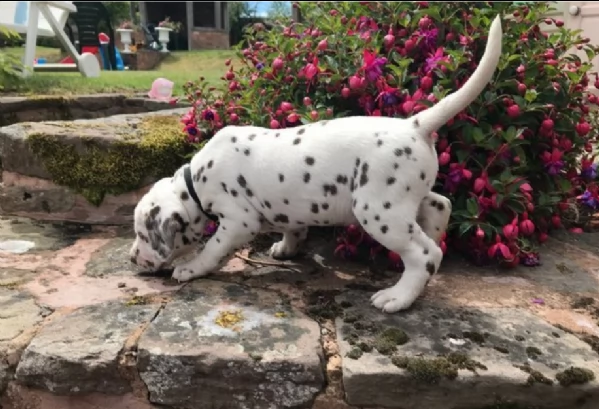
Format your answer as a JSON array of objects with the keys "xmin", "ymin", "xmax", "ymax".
[
  {"xmin": 466, "ymin": 198, "xmax": 479, "ymax": 216},
  {"xmin": 524, "ymin": 89, "xmax": 537, "ymax": 103},
  {"xmin": 458, "ymin": 222, "xmax": 474, "ymax": 237},
  {"xmin": 472, "ymin": 127, "xmax": 485, "ymax": 144}
]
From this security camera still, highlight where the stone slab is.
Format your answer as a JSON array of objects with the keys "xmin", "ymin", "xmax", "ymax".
[
  {"xmin": 137, "ymin": 279, "xmax": 325, "ymax": 409},
  {"xmin": 0, "ymin": 288, "xmax": 45, "ymax": 394},
  {"xmin": 335, "ymin": 291, "xmax": 599, "ymax": 409},
  {"xmin": 15, "ymin": 301, "xmax": 159, "ymax": 395},
  {"xmin": 0, "ymin": 107, "xmax": 187, "ymax": 179}
]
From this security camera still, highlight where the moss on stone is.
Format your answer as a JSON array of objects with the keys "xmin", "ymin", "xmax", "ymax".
[
  {"xmin": 515, "ymin": 364, "xmax": 553, "ymax": 386},
  {"xmin": 373, "ymin": 327, "xmax": 409, "ymax": 355},
  {"xmin": 570, "ymin": 296, "xmax": 595, "ymax": 309},
  {"xmin": 493, "ymin": 345, "xmax": 509, "ymax": 354},
  {"xmin": 555, "ymin": 366, "xmax": 595, "ymax": 386},
  {"xmin": 463, "ymin": 331, "xmax": 486, "ymax": 344},
  {"xmin": 27, "ymin": 114, "xmax": 189, "ymax": 206},
  {"xmin": 346, "ymin": 347, "xmax": 364, "ymax": 360},
  {"xmin": 391, "ymin": 352, "xmax": 486, "ymax": 385},
  {"xmin": 525, "ymin": 346, "xmax": 542, "ymax": 359}
]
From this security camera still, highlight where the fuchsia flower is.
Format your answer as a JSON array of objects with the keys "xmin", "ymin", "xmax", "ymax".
[
  {"xmin": 540, "ymin": 148, "xmax": 565, "ymax": 176},
  {"xmin": 444, "ymin": 163, "xmax": 472, "ymax": 192},
  {"xmin": 362, "ymin": 50, "xmax": 387, "ymax": 82},
  {"xmin": 376, "ymin": 85, "xmax": 400, "ymax": 107},
  {"xmin": 420, "ymin": 27, "xmax": 438, "ymax": 52},
  {"xmin": 580, "ymin": 156, "xmax": 598, "ymax": 180},
  {"xmin": 488, "ymin": 236, "xmax": 512, "ymax": 260},
  {"xmin": 425, "ymin": 47, "xmax": 449, "ymax": 73},
  {"xmin": 204, "ymin": 221, "xmax": 218, "ymax": 236}
]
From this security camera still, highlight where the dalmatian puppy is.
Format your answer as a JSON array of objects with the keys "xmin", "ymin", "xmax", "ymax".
[{"xmin": 130, "ymin": 15, "xmax": 502, "ymax": 313}]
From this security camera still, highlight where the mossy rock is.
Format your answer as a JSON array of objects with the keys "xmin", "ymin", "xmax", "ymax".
[{"xmin": 0, "ymin": 109, "xmax": 191, "ymax": 206}]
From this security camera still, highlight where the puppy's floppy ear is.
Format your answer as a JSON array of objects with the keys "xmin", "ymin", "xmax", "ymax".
[{"xmin": 161, "ymin": 212, "xmax": 184, "ymax": 250}]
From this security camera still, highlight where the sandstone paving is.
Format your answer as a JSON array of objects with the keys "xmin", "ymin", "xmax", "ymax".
[
  {"xmin": 0, "ymin": 215, "xmax": 599, "ymax": 408},
  {"xmin": 137, "ymin": 279, "xmax": 325, "ymax": 409},
  {"xmin": 15, "ymin": 301, "xmax": 160, "ymax": 395}
]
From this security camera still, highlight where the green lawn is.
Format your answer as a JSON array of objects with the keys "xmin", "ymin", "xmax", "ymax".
[{"xmin": 3, "ymin": 46, "xmax": 238, "ymax": 96}]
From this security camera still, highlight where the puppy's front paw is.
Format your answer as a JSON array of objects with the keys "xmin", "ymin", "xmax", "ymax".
[
  {"xmin": 269, "ymin": 241, "xmax": 297, "ymax": 260},
  {"xmin": 172, "ymin": 264, "xmax": 202, "ymax": 282},
  {"xmin": 370, "ymin": 286, "xmax": 415, "ymax": 313}
]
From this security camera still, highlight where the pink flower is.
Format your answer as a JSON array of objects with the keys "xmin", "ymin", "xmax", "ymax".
[
  {"xmin": 540, "ymin": 148, "xmax": 564, "ymax": 176},
  {"xmin": 420, "ymin": 27, "xmax": 438, "ymax": 52}
]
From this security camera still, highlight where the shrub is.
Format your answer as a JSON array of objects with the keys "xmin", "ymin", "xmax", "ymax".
[
  {"xmin": 0, "ymin": 27, "xmax": 25, "ymax": 91},
  {"xmin": 179, "ymin": 1, "xmax": 599, "ymax": 269}
]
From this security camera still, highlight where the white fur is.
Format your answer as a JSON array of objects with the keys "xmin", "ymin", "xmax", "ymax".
[{"xmin": 129, "ymin": 15, "xmax": 502, "ymax": 313}]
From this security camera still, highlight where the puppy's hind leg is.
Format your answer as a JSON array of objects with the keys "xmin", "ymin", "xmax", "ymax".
[
  {"xmin": 172, "ymin": 213, "xmax": 261, "ymax": 282},
  {"xmin": 354, "ymin": 201, "xmax": 443, "ymax": 313},
  {"xmin": 416, "ymin": 191, "xmax": 452, "ymax": 244}
]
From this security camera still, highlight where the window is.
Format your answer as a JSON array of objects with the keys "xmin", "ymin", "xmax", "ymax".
[
  {"xmin": 193, "ymin": 2, "xmax": 215, "ymax": 28},
  {"xmin": 221, "ymin": 2, "xmax": 227, "ymax": 30}
]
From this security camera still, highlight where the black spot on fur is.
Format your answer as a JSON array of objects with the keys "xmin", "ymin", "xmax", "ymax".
[
  {"xmin": 293, "ymin": 138, "xmax": 301, "ymax": 145},
  {"xmin": 305, "ymin": 156, "xmax": 315, "ymax": 166},
  {"xmin": 387, "ymin": 177, "xmax": 396, "ymax": 185},
  {"xmin": 323, "ymin": 184, "xmax": 338, "ymax": 196},
  {"xmin": 207, "ymin": 160, "xmax": 214, "ymax": 169},
  {"xmin": 414, "ymin": 118, "xmax": 420, "ymax": 127},
  {"xmin": 356, "ymin": 158, "xmax": 361, "ymax": 167},
  {"xmin": 298, "ymin": 128, "xmax": 306, "ymax": 135},
  {"xmin": 237, "ymin": 175, "xmax": 247, "ymax": 188},
  {"xmin": 180, "ymin": 191, "xmax": 189, "ymax": 201},
  {"xmin": 150, "ymin": 206, "xmax": 161, "ymax": 218},
  {"xmin": 231, "ymin": 137, "xmax": 237, "ymax": 143},
  {"xmin": 363, "ymin": 219, "xmax": 368, "ymax": 225},
  {"xmin": 377, "ymin": 140, "xmax": 383, "ymax": 147},
  {"xmin": 430, "ymin": 200, "xmax": 438, "ymax": 207},
  {"xmin": 322, "ymin": 203, "xmax": 329, "ymax": 210},
  {"xmin": 243, "ymin": 222, "xmax": 248, "ymax": 228},
  {"xmin": 363, "ymin": 204, "xmax": 369, "ymax": 211},
  {"xmin": 264, "ymin": 200, "xmax": 272, "ymax": 209},
  {"xmin": 405, "ymin": 146, "xmax": 412, "ymax": 155},
  {"xmin": 359, "ymin": 162, "xmax": 369, "ymax": 187},
  {"xmin": 248, "ymin": 133, "xmax": 257, "ymax": 141},
  {"xmin": 244, "ymin": 149, "xmax": 251, "ymax": 156},
  {"xmin": 420, "ymin": 171, "xmax": 426, "ymax": 180},
  {"xmin": 193, "ymin": 216, "xmax": 201, "ymax": 224},
  {"xmin": 374, "ymin": 215, "xmax": 380, "ymax": 221},
  {"xmin": 311, "ymin": 203, "xmax": 319, "ymax": 214},
  {"xmin": 408, "ymin": 224, "xmax": 414, "ymax": 234},
  {"xmin": 304, "ymin": 172, "xmax": 311, "ymax": 183},
  {"xmin": 246, "ymin": 189, "xmax": 253, "ymax": 197},
  {"xmin": 284, "ymin": 199, "xmax": 289, "ymax": 205},
  {"xmin": 216, "ymin": 238, "xmax": 221, "ymax": 243},
  {"xmin": 394, "ymin": 163, "xmax": 399, "ymax": 170},
  {"xmin": 425, "ymin": 261, "xmax": 435, "ymax": 275},
  {"xmin": 383, "ymin": 202, "xmax": 391, "ymax": 209},
  {"xmin": 221, "ymin": 182, "xmax": 228, "ymax": 193},
  {"xmin": 231, "ymin": 189, "xmax": 238, "ymax": 197},
  {"xmin": 275, "ymin": 133, "xmax": 280, "ymax": 137},
  {"xmin": 274, "ymin": 214, "xmax": 289, "ymax": 223},
  {"xmin": 381, "ymin": 225, "xmax": 388, "ymax": 234},
  {"xmin": 406, "ymin": 186, "xmax": 411, "ymax": 192},
  {"xmin": 202, "ymin": 176, "xmax": 207, "ymax": 183},
  {"xmin": 423, "ymin": 248, "xmax": 429, "ymax": 255},
  {"xmin": 182, "ymin": 235, "xmax": 191, "ymax": 245},
  {"xmin": 279, "ymin": 173, "xmax": 285, "ymax": 182},
  {"xmin": 436, "ymin": 202, "xmax": 445, "ymax": 211},
  {"xmin": 336, "ymin": 175, "xmax": 348, "ymax": 184},
  {"xmin": 394, "ymin": 148, "xmax": 403, "ymax": 157}
]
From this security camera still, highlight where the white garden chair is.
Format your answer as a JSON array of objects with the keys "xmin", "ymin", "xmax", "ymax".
[{"xmin": 0, "ymin": 1, "xmax": 101, "ymax": 77}]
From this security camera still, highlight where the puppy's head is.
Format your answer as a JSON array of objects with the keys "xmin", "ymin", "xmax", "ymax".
[{"xmin": 129, "ymin": 178, "xmax": 206, "ymax": 271}]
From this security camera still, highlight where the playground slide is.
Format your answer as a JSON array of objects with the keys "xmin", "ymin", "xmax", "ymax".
[{"xmin": 59, "ymin": 46, "xmax": 124, "ymax": 71}]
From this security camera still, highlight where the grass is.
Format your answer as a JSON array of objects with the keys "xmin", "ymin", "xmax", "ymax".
[{"xmin": 2, "ymin": 46, "xmax": 238, "ymax": 96}]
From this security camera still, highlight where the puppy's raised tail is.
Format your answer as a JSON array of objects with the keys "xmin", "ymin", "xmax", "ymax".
[{"xmin": 413, "ymin": 15, "xmax": 503, "ymax": 140}]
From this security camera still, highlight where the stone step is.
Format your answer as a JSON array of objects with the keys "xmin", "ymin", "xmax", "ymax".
[{"xmin": 1, "ymin": 216, "xmax": 599, "ymax": 409}]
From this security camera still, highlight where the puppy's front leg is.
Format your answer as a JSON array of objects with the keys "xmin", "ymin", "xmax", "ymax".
[{"xmin": 172, "ymin": 218, "xmax": 259, "ymax": 282}]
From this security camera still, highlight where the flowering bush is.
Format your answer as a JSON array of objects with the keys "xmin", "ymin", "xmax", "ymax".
[
  {"xmin": 158, "ymin": 16, "xmax": 183, "ymax": 33},
  {"xmin": 178, "ymin": 1, "xmax": 599, "ymax": 269}
]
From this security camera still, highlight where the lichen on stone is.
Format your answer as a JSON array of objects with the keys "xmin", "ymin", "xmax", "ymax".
[
  {"xmin": 27, "ymin": 114, "xmax": 189, "ymax": 206},
  {"xmin": 346, "ymin": 347, "xmax": 364, "ymax": 360},
  {"xmin": 555, "ymin": 366, "xmax": 595, "ymax": 386},
  {"xmin": 525, "ymin": 346, "xmax": 542, "ymax": 359},
  {"xmin": 463, "ymin": 331, "xmax": 486, "ymax": 344},
  {"xmin": 391, "ymin": 352, "xmax": 487, "ymax": 384}
]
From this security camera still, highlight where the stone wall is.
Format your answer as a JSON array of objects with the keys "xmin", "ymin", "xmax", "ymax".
[
  {"xmin": 120, "ymin": 50, "xmax": 167, "ymax": 71},
  {"xmin": 190, "ymin": 28, "xmax": 230, "ymax": 50}
]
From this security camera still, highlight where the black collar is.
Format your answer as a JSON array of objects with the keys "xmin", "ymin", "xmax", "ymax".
[{"xmin": 183, "ymin": 165, "xmax": 219, "ymax": 223}]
